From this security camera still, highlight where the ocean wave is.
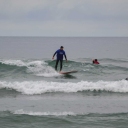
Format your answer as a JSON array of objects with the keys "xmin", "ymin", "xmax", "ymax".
[
  {"xmin": 0, "ymin": 58, "xmax": 128, "ymax": 80},
  {"xmin": 0, "ymin": 59, "xmax": 27, "ymax": 67},
  {"xmin": 0, "ymin": 59, "xmax": 59, "ymax": 77},
  {"xmin": 13, "ymin": 110, "xmax": 128, "ymax": 117},
  {"xmin": 0, "ymin": 80, "xmax": 128, "ymax": 95},
  {"xmin": 13, "ymin": 109, "xmax": 75, "ymax": 116},
  {"xmin": 1, "ymin": 110, "xmax": 128, "ymax": 117}
]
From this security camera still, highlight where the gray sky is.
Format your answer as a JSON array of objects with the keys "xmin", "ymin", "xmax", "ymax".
[{"xmin": 0, "ymin": 0, "xmax": 128, "ymax": 37}]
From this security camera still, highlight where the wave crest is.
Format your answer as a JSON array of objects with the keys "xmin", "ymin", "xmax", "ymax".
[
  {"xmin": 13, "ymin": 109, "xmax": 75, "ymax": 116},
  {"xmin": 0, "ymin": 59, "xmax": 59, "ymax": 77},
  {"xmin": 0, "ymin": 80, "xmax": 128, "ymax": 95}
]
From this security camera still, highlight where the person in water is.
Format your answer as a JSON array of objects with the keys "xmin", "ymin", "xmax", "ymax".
[
  {"xmin": 52, "ymin": 46, "xmax": 67, "ymax": 72},
  {"xmin": 92, "ymin": 59, "xmax": 100, "ymax": 64}
]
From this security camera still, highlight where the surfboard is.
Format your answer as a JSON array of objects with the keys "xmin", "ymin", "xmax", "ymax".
[{"xmin": 59, "ymin": 70, "xmax": 77, "ymax": 74}]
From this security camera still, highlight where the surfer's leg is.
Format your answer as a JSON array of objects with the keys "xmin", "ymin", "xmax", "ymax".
[
  {"xmin": 60, "ymin": 60, "xmax": 63, "ymax": 71},
  {"xmin": 55, "ymin": 60, "xmax": 59, "ymax": 71}
]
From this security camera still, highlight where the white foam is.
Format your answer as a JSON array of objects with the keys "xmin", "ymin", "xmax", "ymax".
[
  {"xmin": 26, "ymin": 61, "xmax": 59, "ymax": 77},
  {"xmin": 0, "ymin": 59, "xmax": 26, "ymax": 66},
  {"xmin": 0, "ymin": 59, "xmax": 59, "ymax": 77},
  {"xmin": 13, "ymin": 109, "xmax": 75, "ymax": 116},
  {"xmin": 0, "ymin": 80, "xmax": 128, "ymax": 95}
]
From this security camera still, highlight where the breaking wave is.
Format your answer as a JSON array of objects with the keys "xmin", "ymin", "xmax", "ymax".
[{"xmin": 0, "ymin": 80, "xmax": 128, "ymax": 95}]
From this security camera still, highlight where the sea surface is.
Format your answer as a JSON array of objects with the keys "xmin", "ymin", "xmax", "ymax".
[{"xmin": 0, "ymin": 37, "xmax": 128, "ymax": 128}]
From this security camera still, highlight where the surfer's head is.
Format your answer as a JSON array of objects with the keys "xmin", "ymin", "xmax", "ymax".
[{"xmin": 60, "ymin": 46, "xmax": 64, "ymax": 49}]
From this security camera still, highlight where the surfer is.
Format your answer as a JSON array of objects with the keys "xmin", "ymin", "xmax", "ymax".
[
  {"xmin": 52, "ymin": 46, "xmax": 67, "ymax": 72},
  {"xmin": 92, "ymin": 59, "xmax": 100, "ymax": 64}
]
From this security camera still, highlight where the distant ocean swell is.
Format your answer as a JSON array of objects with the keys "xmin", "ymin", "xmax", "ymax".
[
  {"xmin": 0, "ymin": 80, "xmax": 128, "ymax": 95},
  {"xmin": 1, "ymin": 110, "xmax": 128, "ymax": 117}
]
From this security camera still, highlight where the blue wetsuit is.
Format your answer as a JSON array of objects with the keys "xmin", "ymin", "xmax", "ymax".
[{"xmin": 53, "ymin": 49, "xmax": 67, "ymax": 71}]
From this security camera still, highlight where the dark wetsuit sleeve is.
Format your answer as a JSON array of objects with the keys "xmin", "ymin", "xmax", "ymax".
[
  {"xmin": 53, "ymin": 51, "xmax": 57, "ymax": 57},
  {"xmin": 64, "ymin": 54, "xmax": 67, "ymax": 60}
]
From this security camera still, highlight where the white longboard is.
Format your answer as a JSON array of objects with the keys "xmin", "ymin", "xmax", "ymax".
[{"xmin": 59, "ymin": 70, "xmax": 77, "ymax": 74}]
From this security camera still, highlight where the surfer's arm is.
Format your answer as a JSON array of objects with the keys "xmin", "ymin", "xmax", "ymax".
[
  {"xmin": 64, "ymin": 54, "xmax": 67, "ymax": 62},
  {"xmin": 52, "ymin": 52, "xmax": 56, "ymax": 59}
]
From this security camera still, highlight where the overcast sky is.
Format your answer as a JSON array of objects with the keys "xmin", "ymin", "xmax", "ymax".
[{"xmin": 0, "ymin": 0, "xmax": 128, "ymax": 37}]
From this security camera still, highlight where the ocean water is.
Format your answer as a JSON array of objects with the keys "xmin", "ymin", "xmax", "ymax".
[{"xmin": 0, "ymin": 37, "xmax": 128, "ymax": 128}]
